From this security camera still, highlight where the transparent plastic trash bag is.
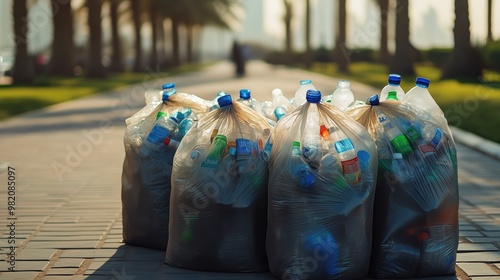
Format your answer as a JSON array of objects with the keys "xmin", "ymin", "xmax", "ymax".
[
  {"xmin": 121, "ymin": 87, "xmax": 212, "ymax": 250},
  {"xmin": 165, "ymin": 94, "xmax": 272, "ymax": 272},
  {"xmin": 346, "ymin": 95, "xmax": 459, "ymax": 278},
  {"xmin": 266, "ymin": 90, "xmax": 378, "ymax": 280}
]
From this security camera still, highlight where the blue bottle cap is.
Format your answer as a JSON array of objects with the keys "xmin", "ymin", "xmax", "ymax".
[
  {"xmin": 239, "ymin": 89, "xmax": 251, "ymax": 99},
  {"xmin": 388, "ymin": 74, "xmax": 401, "ymax": 85},
  {"xmin": 306, "ymin": 90, "xmax": 321, "ymax": 103},
  {"xmin": 300, "ymin": 79, "xmax": 312, "ymax": 85},
  {"xmin": 368, "ymin": 94, "xmax": 380, "ymax": 106},
  {"xmin": 217, "ymin": 94, "xmax": 233, "ymax": 107},
  {"xmin": 416, "ymin": 77, "xmax": 430, "ymax": 88},
  {"xmin": 162, "ymin": 82, "xmax": 175, "ymax": 90},
  {"xmin": 300, "ymin": 172, "xmax": 316, "ymax": 189}
]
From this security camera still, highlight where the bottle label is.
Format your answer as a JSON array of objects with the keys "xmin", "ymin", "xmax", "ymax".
[
  {"xmin": 429, "ymin": 128, "xmax": 443, "ymax": 150},
  {"xmin": 341, "ymin": 157, "xmax": 362, "ymax": 184},
  {"xmin": 405, "ymin": 126, "xmax": 421, "ymax": 141},
  {"xmin": 236, "ymin": 138, "xmax": 256, "ymax": 173},
  {"xmin": 146, "ymin": 125, "xmax": 170, "ymax": 144},
  {"xmin": 418, "ymin": 143, "xmax": 436, "ymax": 157},
  {"xmin": 201, "ymin": 136, "xmax": 227, "ymax": 168}
]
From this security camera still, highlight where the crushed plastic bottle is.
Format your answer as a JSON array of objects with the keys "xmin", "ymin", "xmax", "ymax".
[
  {"xmin": 390, "ymin": 153, "xmax": 413, "ymax": 183},
  {"xmin": 301, "ymin": 90, "xmax": 322, "ymax": 168},
  {"xmin": 162, "ymin": 82, "xmax": 177, "ymax": 102},
  {"xmin": 329, "ymin": 126, "xmax": 362, "ymax": 185},
  {"xmin": 290, "ymin": 141, "xmax": 316, "ymax": 190},
  {"xmin": 140, "ymin": 112, "xmax": 179, "ymax": 156}
]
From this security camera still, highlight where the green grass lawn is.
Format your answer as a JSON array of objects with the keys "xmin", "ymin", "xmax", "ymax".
[
  {"xmin": 309, "ymin": 62, "xmax": 500, "ymax": 144},
  {"xmin": 0, "ymin": 63, "xmax": 207, "ymax": 120}
]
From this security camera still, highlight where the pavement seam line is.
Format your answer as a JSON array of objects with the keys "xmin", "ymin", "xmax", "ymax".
[
  {"xmin": 95, "ymin": 215, "xmax": 120, "ymax": 249},
  {"xmin": 75, "ymin": 258, "xmax": 93, "ymax": 275},
  {"xmin": 35, "ymin": 249, "xmax": 63, "ymax": 279}
]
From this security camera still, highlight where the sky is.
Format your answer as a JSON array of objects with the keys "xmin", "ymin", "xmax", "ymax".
[{"xmin": 0, "ymin": 0, "xmax": 498, "ymax": 57}]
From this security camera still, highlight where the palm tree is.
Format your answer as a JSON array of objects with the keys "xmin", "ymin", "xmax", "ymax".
[
  {"xmin": 334, "ymin": 0, "xmax": 349, "ymax": 73},
  {"xmin": 441, "ymin": 0, "xmax": 482, "ymax": 79},
  {"xmin": 377, "ymin": 0, "xmax": 390, "ymax": 64},
  {"xmin": 48, "ymin": 0, "xmax": 75, "ymax": 76},
  {"xmin": 12, "ymin": 0, "xmax": 34, "ymax": 84},
  {"xmin": 148, "ymin": 0, "xmax": 159, "ymax": 68},
  {"xmin": 109, "ymin": 0, "xmax": 124, "ymax": 72},
  {"xmin": 304, "ymin": 0, "xmax": 312, "ymax": 68},
  {"xmin": 87, "ymin": 0, "xmax": 107, "ymax": 78},
  {"xmin": 283, "ymin": 0, "xmax": 293, "ymax": 65},
  {"xmin": 389, "ymin": 0, "xmax": 414, "ymax": 75},
  {"xmin": 487, "ymin": 0, "xmax": 493, "ymax": 43},
  {"xmin": 130, "ymin": 0, "xmax": 142, "ymax": 72}
]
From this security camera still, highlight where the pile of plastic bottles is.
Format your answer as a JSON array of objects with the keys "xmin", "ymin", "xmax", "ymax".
[
  {"xmin": 166, "ymin": 95, "xmax": 272, "ymax": 272},
  {"xmin": 120, "ymin": 74, "xmax": 459, "ymax": 279},
  {"xmin": 121, "ymin": 83, "xmax": 212, "ymax": 250}
]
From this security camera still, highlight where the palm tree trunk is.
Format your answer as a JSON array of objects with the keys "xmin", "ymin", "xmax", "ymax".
[
  {"xmin": 186, "ymin": 25, "xmax": 194, "ymax": 63},
  {"xmin": 171, "ymin": 18, "xmax": 180, "ymax": 67},
  {"xmin": 304, "ymin": 0, "xmax": 312, "ymax": 68},
  {"xmin": 87, "ymin": 0, "xmax": 107, "ymax": 78},
  {"xmin": 148, "ymin": 0, "xmax": 158, "ymax": 69},
  {"xmin": 487, "ymin": 0, "xmax": 493, "ymax": 43},
  {"xmin": 109, "ymin": 0, "xmax": 124, "ymax": 72},
  {"xmin": 283, "ymin": 0, "xmax": 293, "ymax": 65},
  {"xmin": 389, "ymin": 0, "xmax": 415, "ymax": 75},
  {"xmin": 158, "ymin": 16, "xmax": 167, "ymax": 67},
  {"xmin": 131, "ymin": 0, "xmax": 142, "ymax": 72},
  {"xmin": 334, "ymin": 0, "xmax": 349, "ymax": 73},
  {"xmin": 378, "ymin": 0, "xmax": 390, "ymax": 64},
  {"xmin": 12, "ymin": 0, "xmax": 34, "ymax": 84},
  {"xmin": 48, "ymin": 0, "xmax": 75, "ymax": 76},
  {"xmin": 441, "ymin": 0, "xmax": 482, "ymax": 79}
]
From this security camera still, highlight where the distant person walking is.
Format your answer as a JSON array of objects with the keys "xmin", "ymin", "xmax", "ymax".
[{"xmin": 231, "ymin": 40, "xmax": 245, "ymax": 77}]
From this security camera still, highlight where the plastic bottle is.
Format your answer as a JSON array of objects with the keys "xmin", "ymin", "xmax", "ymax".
[
  {"xmin": 140, "ymin": 112, "xmax": 179, "ymax": 156},
  {"xmin": 162, "ymin": 82, "xmax": 177, "ymax": 102},
  {"xmin": 262, "ymin": 136, "xmax": 273, "ymax": 162},
  {"xmin": 293, "ymin": 79, "xmax": 316, "ymax": 107},
  {"xmin": 405, "ymin": 77, "xmax": 445, "ymax": 121},
  {"xmin": 318, "ymin": 153, "xmax": 342, "ymax": 178},
  {"xmin": 377, "ymin": 112, "xmax": 412, "ymax": 156},
  {"xmin": 358, "ymin": 150, "xmax": 373, "ymax": 186},
  {"xmin": 390, "ymin": 153, "xmax": 413, "ymax": 183},
  {"xmin": 177, "ymin": 118, "xmax": 194, "ymax": 138},
  {"xmin": 209, "ymin": 91, "xmax": 227, "ymax": 111},
  {"xmin": 330, "ymin": 80, "xmax": 355, "ymax": 111},
  {"xmin": 290, "ymin": 141, "xmax": 316, "ymax": 190},
  {"xmin": 201, "ymin": 134, "xmax": 227, "ymax": 168},
  {"xmin": 237, "ymin": 88, "xmax": 262, "ymax": 113},
  {"xmin": 235, "ymin": 138, "xmax": 255, "ymax": 175},
  {"xmin": 302, "ymin": 90, "xmax": 322, "ymax": 168},
  {"xmin": 164, "ymin": 137, "xmax": 179, "ymax": 149},
  {"xmin": 329, "ymin": 126, "xmax": 362, "ymax": 185},
  {"xmin": 380, "ymin": 74, "xmax": 405, "ymax": 101},
  {"xmin": 272, "ymin": 88, "xmax": 292, "ymax": 112},
  {"xmin": 274, "ymin": 106, "xmax": 287, "ymax": 121},
  {"xmin": 386, "ymin": 91, "xmax": 399, "ymax": 101}
]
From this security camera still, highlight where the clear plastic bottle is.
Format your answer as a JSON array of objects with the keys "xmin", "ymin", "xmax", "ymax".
[
  {"xmin": 405, "ymin": 77, "xmax": 445, "ymax": 121},
  {"xmin": 290, "ymin": 141, "xmax": 316, "ymax": 190},
  {"xmin": 209, "ymin": 91, "xmax": 227, "ymax": 111},
  {"xmin": 177, "ymin": 118, "xmax": 194, "ymax": 138},
  {"xmin": 390, "ymin": 152, "xmax": 413, "ymax": 183},
  {"xmin": 274, "ymin": 106, "xmax": 287, "ymax": 121},
  {"xmin": 329, "ymin": 126, "xmax": 362, "ymax": 185},
  {"xmin": 272, "ymin": 88, "xmax": 292, "ymax": 112},
  {"xmin": 140, "ymin": 112, "xmax": 179, "ymax": 156},
  {"xmin": 293, "ymin": 79, "xmax": 316, "ymax": 108},
  {"xmin": 377, "ymin": 112, "xmax": 412, "ymax": 156},
  {"xmin": 301, "ymin": 90, "xmax": 322, "ymax": 168},
  {"xmin": 237, "ymin": 88, "xmax": 262, "ymax": 113},
  {"xmin": 330, "ymin": 80, "xmax": 355, "ymax": 111},
  {"xmin": 380, "ymin": 74, "xmax": 405, "ymax": 101}
]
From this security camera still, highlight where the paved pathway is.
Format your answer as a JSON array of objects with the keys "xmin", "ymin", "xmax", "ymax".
[{"xmin": 0, "ymin": 61, "xmax": 499, "ymax": 279}]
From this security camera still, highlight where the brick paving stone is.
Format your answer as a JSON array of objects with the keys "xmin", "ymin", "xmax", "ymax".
[
  {"xmin": 51, "ymin": 258, "xmax": 84, "ymax": 268},
  {"xmin": 457, "ymin": 252, "xmax": 500, "ymax": 262},
  {"xmin": 15, "ymin": 248, "xmax": 56, "ymax": 261},
  {"xmin": 466, "ymin": 237, "xmax": 500, "ymax": 243},
  {"xmin": 470, "ymin": 278, "xmax": 500, "ymax": 280},
  {"xmin": 45, "ymin": 267, "xmax": 78, "ymax": 275},
  {"xmin": 61, "ymin": 249, "xmax": 125, "ymax": 259},
  {"xmin": 0, "ymin": 272, "xmax": 40, "ymax": 279},
  {"xmin": 0, "ymin": 260, "xmax": 48, "ymax": 272},
  {"xmin": 460, "ymin": 231, "xmax": 486, "ymax": 237},
  {"xmin": 23, "ymin": 240, "xmax": 98, "ymax": 249},
  {"xmin": 458, "ymin": 263, "xmax": 497, "ymax": 276},
  {"xmin": 458, "ymin": 243, "xmax": 499, "ymax": 252}
]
